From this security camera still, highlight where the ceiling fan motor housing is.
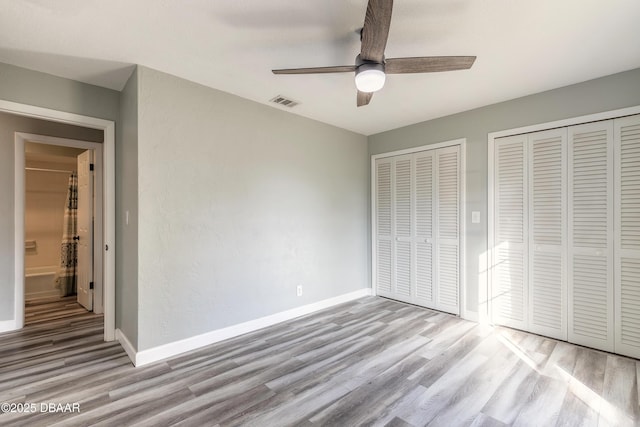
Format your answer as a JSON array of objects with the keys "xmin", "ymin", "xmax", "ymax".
[{"xmin": 355, "ymin": 54, "xmax": 386, "ymax": 93}]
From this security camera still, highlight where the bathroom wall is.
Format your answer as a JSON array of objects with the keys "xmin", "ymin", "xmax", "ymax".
[
  {"xmin": 25, "ymin": 167, "xmax": 70, "ymax": 269},
  {"xmin": 24, "ymin": 147, "xmax": 84, "ymax": 299}
]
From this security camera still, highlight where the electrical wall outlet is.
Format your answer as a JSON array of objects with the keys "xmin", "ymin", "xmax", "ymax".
[{"xmin": 296, "ymin": 285, "xmax": 303, "ymax": 297}]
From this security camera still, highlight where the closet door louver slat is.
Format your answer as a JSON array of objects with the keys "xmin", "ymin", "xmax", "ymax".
[
  {"xmin": 615, "ymin": 114, "xmax": 640, "ymax": 358},
  {"xmin": 437, "ymin": 150, "xmax": 460, "ymax": 241},
  {"xmin": 528, "ymin": 129, "xmax": 567, "ymax": 340},
  {"xmin": 415, "ymin": 152, "xmax": 435, "ymax": 306},
  {"xmin": 394, "ymin": 156, "xmax": 413, "ymax": 301},
  {"xmin": 375, "ymin": 159, "xmax": 393, "ymax": 296},
  {"xmin": 436, "ymin": 146, "xmax": 460, "ymax": 314},
  {"xmin": 492, "ymin": 135, "xmax": 527, "ymax": 329},
  {"xmin": 568, "ymin": 121, "xmax": 614, "ymax": 352}
]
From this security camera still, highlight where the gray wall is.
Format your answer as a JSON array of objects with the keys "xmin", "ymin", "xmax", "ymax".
[
  {"xmin": 135, "ymin": 66, "xmax": 369, "ymax": 350},
  {"xmin": 0, "ymin": 112, "xmax": 103, "ymax": 320},
  {"xmin": 369, "ymin": 67, "xmax": 640, "ymax": 318},
  {"xmin": 116, "ymin": 68, "xmax": 139, "ymax": 348},
  {"xmin": 0, "ymin": 62, "xmax": 119, "ymax": 121}
]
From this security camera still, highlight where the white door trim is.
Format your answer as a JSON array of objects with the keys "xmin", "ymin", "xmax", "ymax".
[
  {"xmin": 371, "ymin": 138, "xmax": 467, "ymax": 161},
  {"xmin": 3, "ymin": 99, "xmax": 116, "ymax": 342},
  {"xmin": 487, "ymin": 105, "xmax": 640, "ymax": 141}
]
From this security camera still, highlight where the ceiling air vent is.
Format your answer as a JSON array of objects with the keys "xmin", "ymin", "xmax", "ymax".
[{"xmin": 270, "ymin": 95, "xmax": 299, "ymax": 108}]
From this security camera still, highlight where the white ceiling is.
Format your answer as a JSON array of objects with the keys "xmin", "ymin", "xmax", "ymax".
[{"xmin": 1, "ymin": 0, "xmax": 639, "ymax": 135}]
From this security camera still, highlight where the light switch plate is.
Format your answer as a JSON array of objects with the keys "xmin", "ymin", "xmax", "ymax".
[{"xmin": 472, "ymin": 211, "xmax": 480, "ymax": 224}]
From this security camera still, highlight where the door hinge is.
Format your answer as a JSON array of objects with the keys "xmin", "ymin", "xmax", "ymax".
[
  {"xmin": 90, "ymin": 163, "xmax": 94, "ymax": 171},
  {"xmin": 89, "ymin": 282, "xmax": 94, "ymax": 290}
]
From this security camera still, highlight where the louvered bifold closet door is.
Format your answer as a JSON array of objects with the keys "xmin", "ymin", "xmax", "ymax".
[
  {"xmin": 435, "ymin": 146, "xmax": 460, "ymax": 315},
  {"xmin": 492, "ymin": 135, "xmax": 528, "ymax": 330},
  {"xmin": 414, "ymin": 151, "xmax": 436, "ymax": 307},
  {"xmin": 375, "ymin": 159, "xmax": 393, "ymax": 298},
  {"xmin": 568, "ymin": 121, "xmax": 614, "ymax": 352},
  {"xmin": 527, "ymin": 129, "xmax": 567, "ymax": 340},
  {"xmin": 393, "ymin": 155, "xmax": 414, "ymax": 303},
  {"xmin": 614, "ymin": 114, "xmax": 640, "ymax": 358}
]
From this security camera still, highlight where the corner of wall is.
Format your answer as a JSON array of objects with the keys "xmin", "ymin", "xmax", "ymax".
[{"xmin": 115, "ymin": 66, "xmax": 139, "ymax": 349}]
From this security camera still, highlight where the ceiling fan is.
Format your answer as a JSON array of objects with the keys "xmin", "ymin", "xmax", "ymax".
[{"xmin": 272, "ymin": 0, "xmax": 476, "ymax": 107}]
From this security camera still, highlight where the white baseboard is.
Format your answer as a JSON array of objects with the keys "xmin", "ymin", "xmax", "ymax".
[
  {"xmin": 0, "ymin": 319, "xmax": 18, "ymax": 334},
  {"xmin": 130, "ymin": 288, "xmax": 372, "ymax": 367},
  {"xmin": 115, "ymin": 328, "xmax": 137, "ymax": 365}
]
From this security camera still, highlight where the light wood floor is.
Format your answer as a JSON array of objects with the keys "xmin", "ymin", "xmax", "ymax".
[
  {"xmin": 24, "ymin": 295, "xmax": 90, "ymax": 326},
  {"xmin": 1, "ymin": 296, "xmax": 639, "ymax": 426}
]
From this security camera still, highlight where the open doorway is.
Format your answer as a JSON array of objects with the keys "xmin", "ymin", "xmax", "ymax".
[
  {"xmin": 24, "ymin": 140, "xmax": 99, "ymax": 325},
  {"xmin": 2, "ymin": 100, "xmax": 115, "ymax": 341},
  {"xmin": 13, "ymin": 128, "xmax": 114, "ymax": 340}
]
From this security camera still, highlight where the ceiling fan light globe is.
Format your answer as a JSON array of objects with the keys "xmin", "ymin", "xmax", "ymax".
[{"xmin": 355, "ymin": 68, "xmax": 385, "ymax": 93}]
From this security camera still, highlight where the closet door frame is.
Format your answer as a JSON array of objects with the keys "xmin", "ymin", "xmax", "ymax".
[{"xmin": 371, "ymin": 138, "xmax": 467, "ymax": 318}]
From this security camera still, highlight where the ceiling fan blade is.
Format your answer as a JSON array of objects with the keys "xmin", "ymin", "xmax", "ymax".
[
  {"xmin": 357, "ymin": 91, "xmax": 373, "ymax": 107},
  {"xmin": 360, "ymin": 0, "xmax": 393, "ymax": 63},
  {"xmin": 385, "ymin": 56, "xmax": 476, "ymax": 74},
  {"xmin": 272, "ymin": 65, "xmax": 356, "ymax": 74}
]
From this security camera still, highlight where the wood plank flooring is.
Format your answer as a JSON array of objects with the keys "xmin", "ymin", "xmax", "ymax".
[
  {"xmin": 24, "ymin": 295, "xmax": 91, "ymax": 326},
  {"xmin": 1, "ymin": 296, "xmax": 639, "ymax": 426}
]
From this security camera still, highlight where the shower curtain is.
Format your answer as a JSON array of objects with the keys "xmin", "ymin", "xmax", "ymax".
[{"xmin": 55, "ymin": 172, "xmax": 78, "ymax": 296}]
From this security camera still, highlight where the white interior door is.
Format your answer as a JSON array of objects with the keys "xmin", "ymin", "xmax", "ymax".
[
  {"xmin": 77, "ymin": 150, "xmax": 93, "ymax": 311},
  {"xmin": 435, "ymin": 146, "xmax": 460, "ymax": 314},
  {"xmin": 492, "ymin": 134, "xmax": 528, "ymax": 330},
  {"xmin": 375, "ymin": 159, "xmax": 393, "ymax": 298},
  {"xmin": 568, "ymin": 121, "xmax": 614, "ymax": 352},
  {"xmin": 614, "ymin": 114, "xmax": 640, "ymax": 358},
  {"xmin": 393, "ymin": 155, "xmax": 414, "ymax": 302},
  {"xmin": 527, "ymin": 129, "xmax": 567, "ymax": 340},
  {"xmin": 414, "ymin": 151, "xmax": 435, "ymax": 307}
]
